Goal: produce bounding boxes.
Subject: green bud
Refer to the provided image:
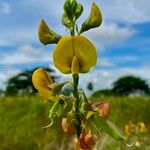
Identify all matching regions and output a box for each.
[72,0,77,13]
[62,12,73,28]
[38,20,62,45]
[75,4,83,20]
[80,3,102,34]
[64,0,72,19]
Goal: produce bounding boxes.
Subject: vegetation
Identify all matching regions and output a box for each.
[112,76,150,95]
[0,95,149,150]
[92,76,150,97]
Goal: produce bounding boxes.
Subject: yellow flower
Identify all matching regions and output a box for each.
[32,68,58,101]
[53,35,97,74]
[80,3,102,33]
[139,122,147,133]
[38,20,62,45]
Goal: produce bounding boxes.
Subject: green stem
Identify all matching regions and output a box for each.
[73,74,82,139]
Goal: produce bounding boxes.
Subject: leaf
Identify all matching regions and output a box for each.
[92,115,126,141]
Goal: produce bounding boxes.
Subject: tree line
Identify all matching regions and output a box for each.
[0,67,149,96]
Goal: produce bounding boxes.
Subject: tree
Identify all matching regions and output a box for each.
[87,82,94,91]
[112,76,150,95]
[92,89,113,97]
[5,67,57,95]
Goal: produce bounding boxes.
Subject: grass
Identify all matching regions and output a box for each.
[0,95,150,150]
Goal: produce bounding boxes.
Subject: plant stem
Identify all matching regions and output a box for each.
[73,74,82,139]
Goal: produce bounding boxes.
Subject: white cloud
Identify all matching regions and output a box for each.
[100,0,150,24]
[76,0,150,25]
[79,65,150,93]
[84,22,136,49]
[0,44,53,65]
[0,67,21,89]
[0,3,11,14]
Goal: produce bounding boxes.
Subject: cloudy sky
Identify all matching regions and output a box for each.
[0,0,150,91]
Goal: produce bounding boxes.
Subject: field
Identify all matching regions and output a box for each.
[0,95,150,150]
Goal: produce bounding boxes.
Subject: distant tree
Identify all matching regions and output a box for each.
[92,89,113,97]
[0,89,4,96]
[5,67,58,95]
[112,76,150,95]
[87,82,94,91]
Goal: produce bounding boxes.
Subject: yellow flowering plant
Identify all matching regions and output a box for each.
[32,0,127,149]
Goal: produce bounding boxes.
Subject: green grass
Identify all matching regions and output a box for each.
[0,95,150,150]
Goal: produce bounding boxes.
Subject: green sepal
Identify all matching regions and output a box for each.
[92,115,126,141]
[64,98,73,113]
[48,82,68,95]
[80,3,102,34]
[80,92,90,113]
[62,12,74,29]
[38,19,62,45]
[86,111,95,120]
[49,101,60,123]
[58,102,65,117]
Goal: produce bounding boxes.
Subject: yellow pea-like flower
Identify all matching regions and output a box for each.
[80,3,102,33]
[53,35,97,74]
[32,68,54,100]
[38,20,62,45]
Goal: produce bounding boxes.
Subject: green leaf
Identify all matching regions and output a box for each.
[38,20,62,45]
[80,3,102,34]
[92,115,126,141]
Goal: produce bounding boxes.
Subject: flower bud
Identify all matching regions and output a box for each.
[38,20,62,45]
[32,68,53,99]
[75,4,83,20]
[72,0,77,13]
[62,118,75,134]
[80,3,102,33]
[91,101,110,118]
[77,129,95,150]
[64,0,72,19]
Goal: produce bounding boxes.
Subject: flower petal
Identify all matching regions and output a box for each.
[32,68,53,98]
[53,35,97,74]
[74,35,97,73]
[53,36,74,74]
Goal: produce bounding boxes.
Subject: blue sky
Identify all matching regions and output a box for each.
[0,0,150,91]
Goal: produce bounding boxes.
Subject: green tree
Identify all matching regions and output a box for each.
[87,82,94,91]
[5,67,57,95]
[112,76,150,95]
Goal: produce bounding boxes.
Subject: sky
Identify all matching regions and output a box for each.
[0,0,150,91]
